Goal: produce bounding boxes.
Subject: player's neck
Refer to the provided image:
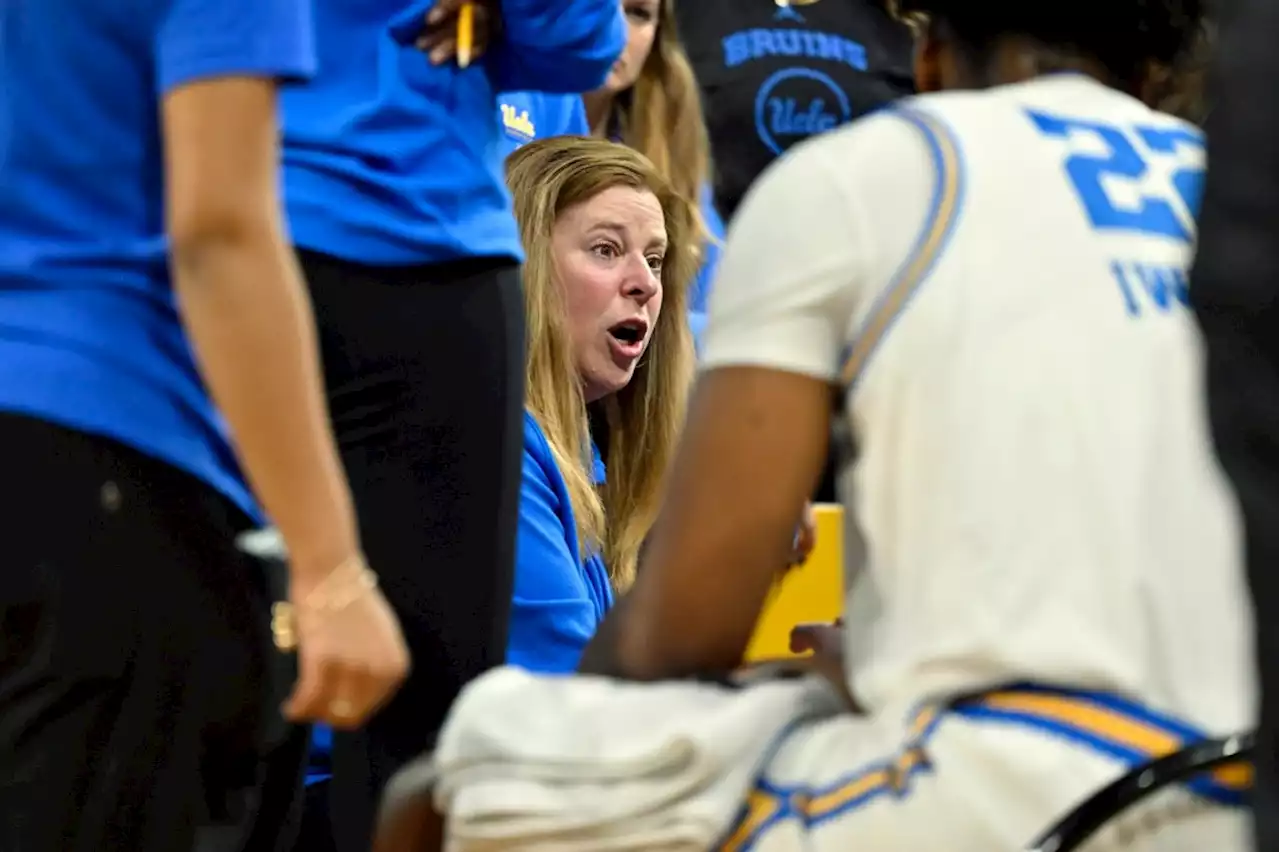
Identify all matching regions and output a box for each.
[976,40,1117,91]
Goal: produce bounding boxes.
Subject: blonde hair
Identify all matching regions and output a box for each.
[506,136,697,590]
[613,0,711,217]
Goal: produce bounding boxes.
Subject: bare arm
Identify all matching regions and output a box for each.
[579,367,832,678]
[162,76,409,726]
[162,76,356,580]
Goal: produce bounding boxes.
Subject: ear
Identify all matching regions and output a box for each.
[913,31,944,93]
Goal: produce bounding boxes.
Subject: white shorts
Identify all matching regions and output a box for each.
[719,686,1251,852]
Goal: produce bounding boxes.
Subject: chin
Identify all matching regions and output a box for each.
[585,370,635,403]
[605,72,634,95]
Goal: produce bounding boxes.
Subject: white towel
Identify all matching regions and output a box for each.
[431,666,844,852]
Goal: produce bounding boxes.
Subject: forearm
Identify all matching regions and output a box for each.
[578,603,848,700]
[577,594,637,678]
[577,591,748,681]
[171,226,358,577]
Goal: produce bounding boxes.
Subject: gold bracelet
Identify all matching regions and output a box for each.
[302,554,378,612]
[307,566,379,613]
[269,554,379,653]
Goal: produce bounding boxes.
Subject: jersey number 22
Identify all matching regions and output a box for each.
[1027,110,1205,244]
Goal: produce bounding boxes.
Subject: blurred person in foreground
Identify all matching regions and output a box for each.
[0,0,407,850]
[1188,0,1279,847]
[378,0,1256,848]
[574,0,1254,847]
[503,137,697,674]
[280,0,624,849]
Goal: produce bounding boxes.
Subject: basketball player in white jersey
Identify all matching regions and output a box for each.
[570,0,1257,848]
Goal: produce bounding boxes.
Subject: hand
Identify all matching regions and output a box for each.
[733,620,856,711]
[787,503,818,568]
[417,0,495,67]
[282,557,411,729]
[789,618,856,709]
[790,618,843,658]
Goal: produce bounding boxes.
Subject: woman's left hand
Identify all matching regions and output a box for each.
[416,0,495,66]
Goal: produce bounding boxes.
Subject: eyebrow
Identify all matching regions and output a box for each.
[589,221,668,250]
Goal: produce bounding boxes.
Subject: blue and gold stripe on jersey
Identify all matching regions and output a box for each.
[952,684,1252,805]
[839,106,967,392]
[718,703,943,851]
[718,684,1251,852]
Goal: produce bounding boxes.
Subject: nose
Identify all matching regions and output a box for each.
[621,252,660,304]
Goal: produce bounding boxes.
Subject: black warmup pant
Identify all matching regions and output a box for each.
[0,414,296,852]
[1189,1,1278,848]
[297,250,525,852]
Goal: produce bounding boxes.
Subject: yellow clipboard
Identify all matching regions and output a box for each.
[744,504,844,661]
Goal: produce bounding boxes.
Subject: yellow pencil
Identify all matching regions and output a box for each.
[457,2,475,69]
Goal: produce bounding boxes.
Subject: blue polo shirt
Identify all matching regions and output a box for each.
[508,411,614,673]
[0,0,315,521]
[281,0,625,265]
[496,92,590,160]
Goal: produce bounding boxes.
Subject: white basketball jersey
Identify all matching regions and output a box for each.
[701,75,1254,733]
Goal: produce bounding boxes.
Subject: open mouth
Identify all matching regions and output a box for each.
[608,319,648,346]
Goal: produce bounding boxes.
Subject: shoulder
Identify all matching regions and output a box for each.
[498,91,587,142]
[750,106,938,200]
[728,107,942,258]
[522,411,558,476]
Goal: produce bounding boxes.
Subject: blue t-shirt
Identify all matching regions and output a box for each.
[688,185,726,353]
[496,92,590,161]
[508,411,614,673]
[0,0,315,521]
[281,0,624,265]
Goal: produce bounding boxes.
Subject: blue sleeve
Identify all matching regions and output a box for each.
[507,433,603,674]
[155,0,316,94]
[491,0,626,94]
[687,184,725,355]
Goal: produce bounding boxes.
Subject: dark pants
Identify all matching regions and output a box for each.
[296,779,340,852]
[0,414,296,852]
[297,249,525,852]
[1189,0,1279,847]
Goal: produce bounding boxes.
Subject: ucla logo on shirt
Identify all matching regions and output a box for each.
[720,25,866,155]
[500,103,537,145]
[754,67,851,154]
